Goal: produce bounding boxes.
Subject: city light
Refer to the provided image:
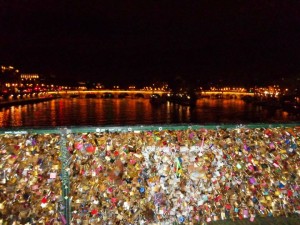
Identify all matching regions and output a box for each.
[209,86,247,92]
[0,64,299,104]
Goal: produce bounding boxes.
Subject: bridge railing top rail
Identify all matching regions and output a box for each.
[0,123,299,134]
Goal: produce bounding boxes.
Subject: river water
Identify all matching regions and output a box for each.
[0,98,299,128]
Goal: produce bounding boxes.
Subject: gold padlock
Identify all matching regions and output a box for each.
[0,201,5,210]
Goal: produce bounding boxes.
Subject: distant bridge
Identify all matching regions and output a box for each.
[47,90,254,99]
[48,90,170,99]
[201,91,254,99]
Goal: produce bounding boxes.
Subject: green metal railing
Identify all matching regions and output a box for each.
[0,123,299,224]
[59,128,71,225]
[1,122,299,135]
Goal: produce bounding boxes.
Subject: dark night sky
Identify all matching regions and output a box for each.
[1,1,300,87]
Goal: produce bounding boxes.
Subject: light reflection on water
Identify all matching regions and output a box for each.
[0,98,299,128]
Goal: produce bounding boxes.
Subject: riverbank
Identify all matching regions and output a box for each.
[0,96,58,108]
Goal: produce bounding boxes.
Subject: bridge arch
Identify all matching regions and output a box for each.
[103,92,114,98]
[118,93,129,98]
[212,94,223,99]
[224,94,231,99]
[134,93,144,98]
[85,93,97,98]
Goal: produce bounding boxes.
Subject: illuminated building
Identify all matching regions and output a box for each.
[20,74,40,81]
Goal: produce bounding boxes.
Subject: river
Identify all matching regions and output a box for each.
[0,98,299,128]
